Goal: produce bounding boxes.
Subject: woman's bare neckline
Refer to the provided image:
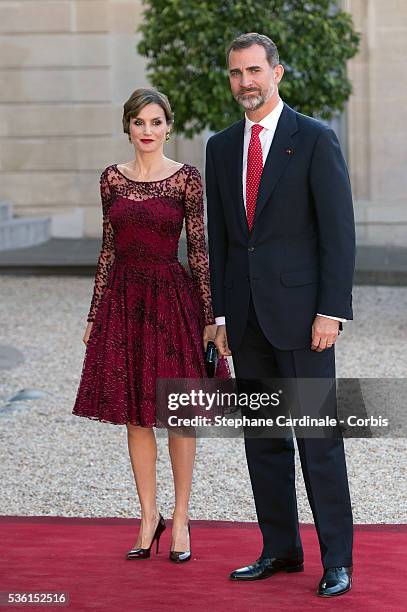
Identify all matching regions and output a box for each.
[115,162,186,184]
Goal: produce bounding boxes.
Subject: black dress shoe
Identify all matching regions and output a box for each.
[126,514,166,560]
[169,523,191,563]
[317,566,352,597]
[230,557,304,581]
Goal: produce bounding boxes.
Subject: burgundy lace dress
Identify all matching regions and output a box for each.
[72,163,230,426]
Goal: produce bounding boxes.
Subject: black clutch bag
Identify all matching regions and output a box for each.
[204,341,218,378]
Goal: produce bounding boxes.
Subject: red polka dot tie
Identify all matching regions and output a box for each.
[246,123,263,231]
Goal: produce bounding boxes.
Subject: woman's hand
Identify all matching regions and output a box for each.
[83,321,93,346]
[203,324,217,351]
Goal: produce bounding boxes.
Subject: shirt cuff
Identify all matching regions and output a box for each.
[216,314,346,325]
[215,316,226,326]
[317,313,347,323]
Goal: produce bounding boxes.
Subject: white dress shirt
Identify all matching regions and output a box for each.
[214,98,346,326]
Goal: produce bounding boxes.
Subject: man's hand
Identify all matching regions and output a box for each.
[214,324,232,357]
[311,315,340,352]
[203,324,217,351]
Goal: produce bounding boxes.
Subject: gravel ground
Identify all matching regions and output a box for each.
[0,277,406,523]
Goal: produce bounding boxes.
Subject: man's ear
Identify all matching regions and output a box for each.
[274,64,284,84]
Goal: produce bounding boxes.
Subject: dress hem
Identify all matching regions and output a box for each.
[72,411,156,428]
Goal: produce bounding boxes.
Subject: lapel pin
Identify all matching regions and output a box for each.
[285,148,293,155]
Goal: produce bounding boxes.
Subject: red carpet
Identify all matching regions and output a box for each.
[0,517,405,611]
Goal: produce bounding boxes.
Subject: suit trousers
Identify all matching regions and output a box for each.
[231,292,353,568]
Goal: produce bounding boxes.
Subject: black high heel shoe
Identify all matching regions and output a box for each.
[169,522,191,563]
[126,514,166,560]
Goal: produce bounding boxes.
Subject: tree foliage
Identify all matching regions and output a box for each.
[138,1,360,137]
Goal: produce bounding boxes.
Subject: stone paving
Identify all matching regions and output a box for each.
[0,277,406,523]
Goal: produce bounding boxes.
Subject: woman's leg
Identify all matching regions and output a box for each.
[127,423,160,548]
[168,431,196,551]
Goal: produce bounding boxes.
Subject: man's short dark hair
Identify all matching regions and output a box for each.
[226,33,280,68]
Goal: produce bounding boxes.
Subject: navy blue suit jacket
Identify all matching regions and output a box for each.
[205,103,356,351]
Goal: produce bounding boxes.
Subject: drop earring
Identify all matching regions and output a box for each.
[166,132,171,142]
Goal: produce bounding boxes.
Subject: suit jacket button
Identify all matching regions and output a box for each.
[248,246,255,252]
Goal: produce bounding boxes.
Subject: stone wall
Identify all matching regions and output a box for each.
[1,1,405,243]
[346,0,407,245]
[0,0,202,237]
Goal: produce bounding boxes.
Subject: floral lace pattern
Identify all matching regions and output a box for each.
[87,164,214,325]
[73,163,230,426]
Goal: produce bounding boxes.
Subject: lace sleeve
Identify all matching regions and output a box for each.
[87,168,115,322]
[183,166,215,326]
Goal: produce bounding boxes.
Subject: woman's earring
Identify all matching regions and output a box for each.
[166,132,171,142]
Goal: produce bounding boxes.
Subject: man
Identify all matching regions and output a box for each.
[205,33,355,597]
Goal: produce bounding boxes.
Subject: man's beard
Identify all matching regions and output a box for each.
[235,83,275,111]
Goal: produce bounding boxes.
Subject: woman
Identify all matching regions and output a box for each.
[72,88,230,563]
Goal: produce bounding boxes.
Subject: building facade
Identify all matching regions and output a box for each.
[0,0,406,244]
